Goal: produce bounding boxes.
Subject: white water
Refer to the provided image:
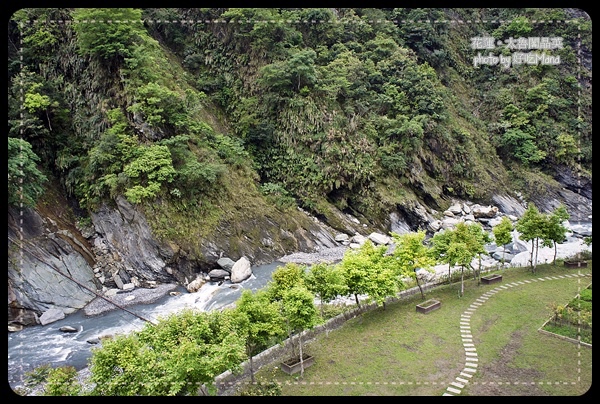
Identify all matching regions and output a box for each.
[7,261,284,391]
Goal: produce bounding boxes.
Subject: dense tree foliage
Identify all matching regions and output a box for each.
[8,137,48,207]
[492,216,514,265]
[8,8,591,232]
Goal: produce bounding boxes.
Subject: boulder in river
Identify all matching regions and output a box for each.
[230,257,252,283]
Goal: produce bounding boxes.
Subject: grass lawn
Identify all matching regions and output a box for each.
[240,261,592,396]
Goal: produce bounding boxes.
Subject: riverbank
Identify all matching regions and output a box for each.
[83,283,179,316]
[278,245,349,265]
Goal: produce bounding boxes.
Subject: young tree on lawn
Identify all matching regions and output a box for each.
[363,256,399,310]
[280,285,321,377]
[304,262,348,316]
[232,289,287,383]
[542,204,570,265]
[389,230,435,299]
[266,262,306,301]
[338,240,388,308]
[516,203,546,272]
[467,222,493,283]
[492,216,514,266]
[430,228,454,284]
[431,223,488,297]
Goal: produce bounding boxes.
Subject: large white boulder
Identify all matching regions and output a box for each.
[230,257,252,283]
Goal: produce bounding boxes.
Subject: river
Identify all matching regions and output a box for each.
[8,221,592,392]
[7,261,285,391]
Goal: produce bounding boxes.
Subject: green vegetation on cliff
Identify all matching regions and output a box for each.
[8,8,592,248]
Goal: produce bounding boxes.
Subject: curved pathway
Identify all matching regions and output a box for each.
[442,272,590,396]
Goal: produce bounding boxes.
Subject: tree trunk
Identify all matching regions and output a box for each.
[460,266,464,297]
[553,243,557,265]
[530,240,535,272]
[534,238,539,273]
[354,293,360,308]
[299,337,304,377]
[415,269,425,299]
[248,346,255,383]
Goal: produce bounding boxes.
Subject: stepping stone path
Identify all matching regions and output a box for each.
[442,272,590,396]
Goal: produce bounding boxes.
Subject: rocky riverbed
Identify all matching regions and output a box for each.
[82,283,180,316]
[278,245,349,265]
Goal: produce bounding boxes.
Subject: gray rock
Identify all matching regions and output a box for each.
[492,251,515,262]
[335,234,350,242]
[39,308,65,326]
[472,205,499,219]
[350,234,367,245]
[187,275,206,293]
[59,326,79,333]
[208,269,230,280]
[8,207,97,325]
[113,273,124,289]
[368,232,391,245]
[217,257,236,272]
[231,257,252,283]
[448,203,463,215]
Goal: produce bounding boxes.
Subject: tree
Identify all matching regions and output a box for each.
[304,262,348,316]
[8,137,48,207]
[280,285,321,377]
[430,223,488,297]
[338,241,389,308]
[232,290,287,383]
[89,309,246,396]
[515,203,546,272]
[266,262,306,301]
[542,205,570,265]
[492,216,514,266]
[430,229,453,284]
[363,258,399,310]
[72,8,145,63]
[122,144,176,204]
[389,231,435,299]
[265,263,321,376]
[42,366,81,396]
[465,222,492,284]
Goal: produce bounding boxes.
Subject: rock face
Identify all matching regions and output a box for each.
[91,195,177,286]
[8,191,344,324]
[8,206,98,326]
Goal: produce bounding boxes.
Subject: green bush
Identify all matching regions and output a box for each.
[42,366,81,396]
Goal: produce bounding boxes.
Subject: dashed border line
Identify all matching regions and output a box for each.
[30,19,588,25]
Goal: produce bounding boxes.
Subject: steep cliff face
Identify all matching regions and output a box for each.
[8,187,357,326]
[8,203,97,326]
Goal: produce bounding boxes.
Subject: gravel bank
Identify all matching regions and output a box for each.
[83,283,179,316]
[277,245,349,265]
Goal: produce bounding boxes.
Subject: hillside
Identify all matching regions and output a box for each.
[7,8,592,325]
